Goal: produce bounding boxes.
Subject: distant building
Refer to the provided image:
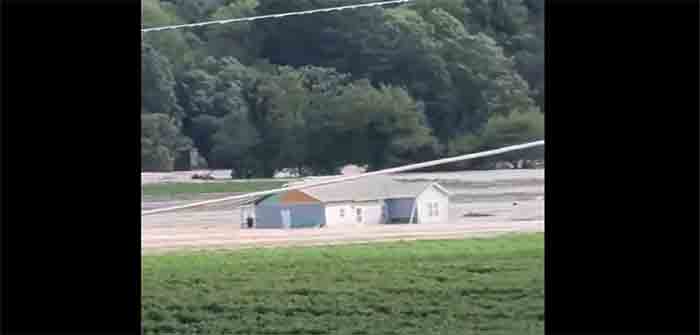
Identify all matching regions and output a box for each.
[273,168,303,178]
[239,176,450,229]
[340,164,367,175]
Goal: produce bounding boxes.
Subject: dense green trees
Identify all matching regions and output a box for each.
[141,0,544,175]
[142,113,192,171]
[445,110,544,169]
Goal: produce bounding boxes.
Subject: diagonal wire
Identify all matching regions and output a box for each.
[141,140,544,216]
[142,0,415,33]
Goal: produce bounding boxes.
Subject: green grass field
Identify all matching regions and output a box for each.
[142,233,544,335]
[141,181,287,197]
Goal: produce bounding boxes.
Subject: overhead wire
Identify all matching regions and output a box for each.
[139,0,545,218]
[141,140,544,216]
[142,0,415,33]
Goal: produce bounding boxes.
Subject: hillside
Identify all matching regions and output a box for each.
[142,0,545,175]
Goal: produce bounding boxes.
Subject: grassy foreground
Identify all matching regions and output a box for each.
[142,234,544,335]
[141,181,286,197]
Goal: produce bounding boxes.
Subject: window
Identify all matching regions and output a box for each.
[427,202,439,217]
[339,208,345,218]
[356,207,363,223]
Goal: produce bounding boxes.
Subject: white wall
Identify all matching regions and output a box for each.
[416,186,449,224]
[324,203,352,227]
[324,201,386,226]
[356,201,385,225]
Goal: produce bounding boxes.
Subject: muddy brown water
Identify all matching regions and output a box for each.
[141,169,545,252]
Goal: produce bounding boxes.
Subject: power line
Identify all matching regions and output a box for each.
[141,0,415,33]
[141,140,544,216]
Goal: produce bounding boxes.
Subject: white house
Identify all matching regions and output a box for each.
[240,175,450,229]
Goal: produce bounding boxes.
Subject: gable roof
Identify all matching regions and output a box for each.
[280,190,321,203]
[292,175,446,203]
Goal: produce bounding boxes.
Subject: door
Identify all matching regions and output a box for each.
[280,209,292,228]
[381,202,389,224]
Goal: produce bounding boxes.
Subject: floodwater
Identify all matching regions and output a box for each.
[142,169,544,252]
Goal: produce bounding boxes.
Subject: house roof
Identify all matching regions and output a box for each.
[293,175,447,203]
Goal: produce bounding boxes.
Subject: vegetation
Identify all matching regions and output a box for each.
[142,0,545,174]
[142,233,544,334]
[141,180,286,196]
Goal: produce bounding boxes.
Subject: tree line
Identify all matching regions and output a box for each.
[142,0,544,176]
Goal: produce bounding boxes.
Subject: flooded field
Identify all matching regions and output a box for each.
[142,169,544,252]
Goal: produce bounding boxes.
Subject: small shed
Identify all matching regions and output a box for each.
[241,176,450,229]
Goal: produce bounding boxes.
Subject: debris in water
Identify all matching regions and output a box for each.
[463,212,493,217]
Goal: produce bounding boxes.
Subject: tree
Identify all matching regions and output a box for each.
[479,109,544,151]
[429,8,537,136]
[238,65,313,176]
[328,80,439,170]
[140,0,544,173]
[169,0,226,23]
[209,111,261,178]
[142,43,183,119]
[203,0,261,63]
[447,110,543,169]
[142,113,192,171]
[142,0,197,70]
[175,56,254,163]
[187,114,222,158]
[511,32,545,109]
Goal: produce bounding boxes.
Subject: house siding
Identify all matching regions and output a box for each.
[251,183,449,228]
[416,186,449,224]
[255,203,326,229]
[324,203,354,227]
[351,201,385,225]
[325,201,386,226]
[289,204,326,228]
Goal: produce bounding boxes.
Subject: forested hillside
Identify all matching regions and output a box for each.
[142,0,544,175]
